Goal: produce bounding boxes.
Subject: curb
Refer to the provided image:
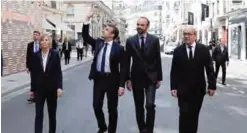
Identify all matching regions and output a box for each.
[1,58,93,98]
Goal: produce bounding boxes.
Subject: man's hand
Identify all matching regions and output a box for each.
[57,88,63,97]
[156,81,161,89]
[118,87,125,96]
[86,7,95,20]
[126,80,132,91]
[171,89,177,98]
[208,89,216,96]
[29,91,34,97]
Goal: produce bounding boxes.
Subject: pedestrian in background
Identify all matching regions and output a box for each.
[31,34,63,133]
[1,50,3,76]
[26,31,41,103]
[170,26,216,133]
[213,39,229,85]
[62,37,72,65]
[57,38,63,59]
[76,39,84,61]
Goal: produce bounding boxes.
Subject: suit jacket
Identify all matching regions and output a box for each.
[62,42,72,52]
[212,45,229,64]
[82,24,126,88]
[26,41,40,70]
[170,43,216,97]
[125,34,163,84]
[31,49,63,92]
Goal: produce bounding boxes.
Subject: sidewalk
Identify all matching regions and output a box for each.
[1,54,93,97]
[227,58,247,78]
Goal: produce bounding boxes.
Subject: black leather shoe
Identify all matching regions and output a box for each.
[97,128,107,133]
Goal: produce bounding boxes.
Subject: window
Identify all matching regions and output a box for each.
[232,0,242,4]
[67,5,74,17]
[51,1,56,9]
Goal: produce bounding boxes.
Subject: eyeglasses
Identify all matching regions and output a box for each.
[183,33,195,36]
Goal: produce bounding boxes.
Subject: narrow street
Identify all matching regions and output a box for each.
[2,57,247,133]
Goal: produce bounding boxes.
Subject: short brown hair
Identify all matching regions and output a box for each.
[139,17,150,26]
[33,31,40,35]
[107,24,119,40]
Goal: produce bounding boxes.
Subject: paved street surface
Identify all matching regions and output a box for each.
[2,57,247,133]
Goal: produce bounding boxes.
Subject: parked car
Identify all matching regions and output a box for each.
[164,42,177,54]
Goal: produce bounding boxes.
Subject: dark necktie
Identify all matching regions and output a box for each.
[101,43,108,73]
[140,36,145,55]
[189,45,193,60]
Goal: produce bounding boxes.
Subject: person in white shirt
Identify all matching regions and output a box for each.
[76,39,84,60]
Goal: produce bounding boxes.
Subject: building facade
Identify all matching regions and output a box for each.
[63,1,115,40]
[1,0,42,76]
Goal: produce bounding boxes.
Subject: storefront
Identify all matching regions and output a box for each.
[227,8,247,60]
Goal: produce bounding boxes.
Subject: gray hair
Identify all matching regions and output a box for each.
[183,25,197,35]
[40,34,52,46]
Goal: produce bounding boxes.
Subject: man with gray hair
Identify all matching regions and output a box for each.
[170,26,216,133]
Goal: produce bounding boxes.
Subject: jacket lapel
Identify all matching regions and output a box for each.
[38,51,44,71]
[110,42,117,61]
[134,35,141,51]
[194,43,199,60]
[95,41,104,57]
[44,50,52,73]
[144,33,152,54]
[182,44,189,61]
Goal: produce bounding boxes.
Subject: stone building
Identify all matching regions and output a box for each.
[1,0,42,76]
[63,0,115,40]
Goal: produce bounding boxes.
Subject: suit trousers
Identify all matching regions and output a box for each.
[215,62,226,83]
[64,50,70,64]
[77,48,83,60]
[132,83,157,133]
[178,95,204,133]
[35,90,57,133]
[93,74,118,133]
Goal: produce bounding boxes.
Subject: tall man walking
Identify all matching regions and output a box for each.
[125,17,163,133]
[82,10,126,133]
[170,26,216,133]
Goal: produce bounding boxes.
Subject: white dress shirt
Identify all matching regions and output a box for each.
[76,41,83,49]
[186,42,196,59]
[42,51,49,72]
[220,45,224,52]
[96,41,113,73]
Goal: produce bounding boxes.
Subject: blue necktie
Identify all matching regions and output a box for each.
[101,43,108,73]
[35,43,39,52]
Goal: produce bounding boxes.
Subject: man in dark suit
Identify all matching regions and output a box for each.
[170,26,216,133]
[32,35,63,133]
[125,17,163,133]
[212,39,229,85]
[62,37,72,65]
[26,31,41,103]
[82,11,126,133]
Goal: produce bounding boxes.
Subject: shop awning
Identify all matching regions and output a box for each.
[46,16,74,32]
[43,19,56,30]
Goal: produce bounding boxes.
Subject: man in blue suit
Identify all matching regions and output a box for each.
[82,11,126,133]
